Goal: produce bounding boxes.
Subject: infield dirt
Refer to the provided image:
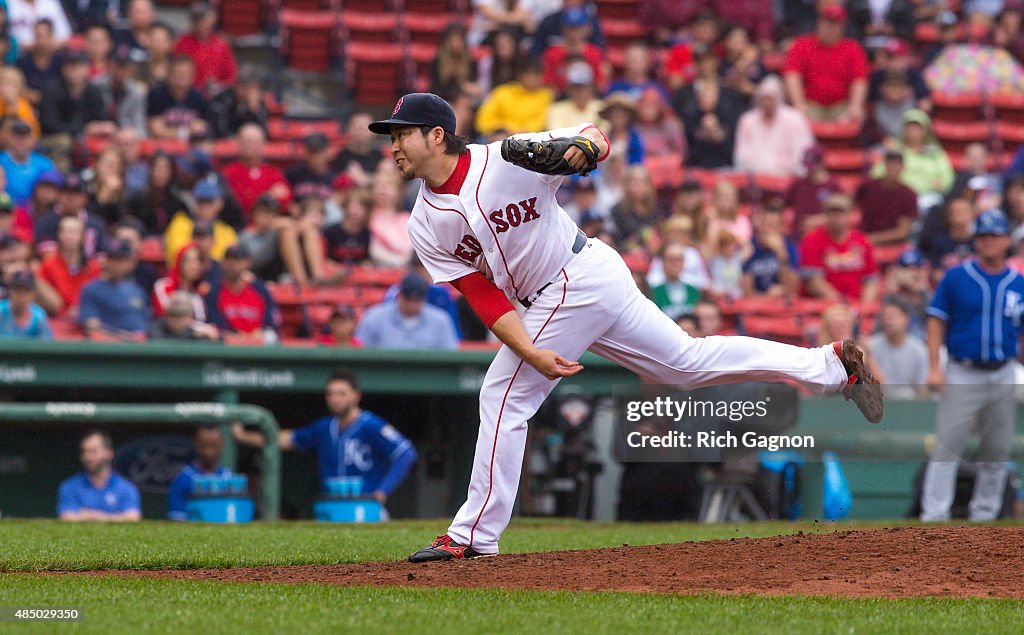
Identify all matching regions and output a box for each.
[76,526,1024,599]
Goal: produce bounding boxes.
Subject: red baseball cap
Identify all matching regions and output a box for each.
[820,4,847,22]
[883,38,909,56]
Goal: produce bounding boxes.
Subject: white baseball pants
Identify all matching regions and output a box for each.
[447,239,849,553]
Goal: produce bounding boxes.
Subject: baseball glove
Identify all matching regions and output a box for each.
[500,135,600,176]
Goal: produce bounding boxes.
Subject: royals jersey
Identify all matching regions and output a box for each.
[407,125,600,302]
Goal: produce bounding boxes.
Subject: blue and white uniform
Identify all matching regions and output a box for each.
[57,471,140,517]
[167,463,233,521]
[291,410,417,497]
[921,210,1024,521]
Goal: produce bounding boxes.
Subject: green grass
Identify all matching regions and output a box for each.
[1,575,1021,635]
[0,520,1019,634]
[0,518,911,572]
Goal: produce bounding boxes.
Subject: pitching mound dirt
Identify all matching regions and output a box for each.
[80,527,1024,599]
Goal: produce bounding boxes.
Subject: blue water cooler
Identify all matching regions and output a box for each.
[313,477,383,523]
[186,475,255,523]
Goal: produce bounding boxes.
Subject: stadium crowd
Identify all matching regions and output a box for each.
[0,0,1021,391]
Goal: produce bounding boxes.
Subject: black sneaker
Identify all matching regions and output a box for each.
[834,339,884,424]
[408,534,486,563]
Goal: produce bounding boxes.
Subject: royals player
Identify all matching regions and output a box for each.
[369,93,883,563]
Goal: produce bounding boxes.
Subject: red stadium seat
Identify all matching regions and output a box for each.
[873,243,910,268]
[346,267,406,287]
[405,0,467,12]
[216,0,265,37]
[594,0,641,20]
[810,119,862,150]
[996,121,1024,158]
[341,11,402,44]
[932,119,991,154]
[751,173,794,199]
[991,92,1024,124]
[601,18,646,50]
[741,314,808,346]
[280,10,342,73]
[404,13,464,47]
[644,153,684,190]
[346,41,408,106]
[138,238,165,265]
[931,92,985,123]
[340,0,392,10]
[913,22,940,45]
[267,118,344,144]
[408,42,438,92]
[823,149,868,176]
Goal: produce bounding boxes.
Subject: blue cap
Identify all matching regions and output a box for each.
[398,273,429,299]
[105,237,135,259]
[897,248,925,267]
[177,149,213,177]
[562,6,589,27]
[369,93,457,135]
[193,178,221,200]
[36,169,64,188]
[975,209,1010,236]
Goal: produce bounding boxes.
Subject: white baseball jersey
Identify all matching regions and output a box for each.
[408,125,590,302]
[405,125,851,554]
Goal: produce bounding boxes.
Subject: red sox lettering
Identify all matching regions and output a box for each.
[488,197,540,233]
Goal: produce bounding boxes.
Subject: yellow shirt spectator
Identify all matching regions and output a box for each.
[475,63,554,136]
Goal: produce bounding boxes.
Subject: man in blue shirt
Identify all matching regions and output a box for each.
[57,429,141,521]
[0,118,55,205]
[78,238,149,338]
[233,368,417,506]
[0,268,51,339]
[356,273,458,350]
[742,202,799,296]
[167,426,233,521]
[921,209,1024,521]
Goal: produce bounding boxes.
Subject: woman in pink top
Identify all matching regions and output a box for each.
[702,179,752,256]
[368,173,412,267]
[634,87,686,161]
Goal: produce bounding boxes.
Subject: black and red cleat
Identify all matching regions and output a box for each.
[408,535,486,563]
[834,339,884,424]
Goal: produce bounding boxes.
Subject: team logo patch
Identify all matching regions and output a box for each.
[392,97,404,116]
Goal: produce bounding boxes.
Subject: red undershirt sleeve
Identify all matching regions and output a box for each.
[450,272,515,329]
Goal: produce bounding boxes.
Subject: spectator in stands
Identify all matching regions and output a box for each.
[113,216,157,298]
[239,194,299,286]
[873,109,954,197]
[868,38,931,113]
[384,256,462,339]
[147,54,208,140]
[882,248,932,340]
[0,268,50,338]
[7,0,71,49]
[606,41,666,102]
[127,152,186,236]
[742,200,799,297]
[0,67,39,139]
[475,58,553,136]
[733,74,814,178]
[333,112,383,187]
[40,49,110,169]
[26,168,60,223]
[869,299,928,399]
[139,21,174,87]
[634,87,685,162]
[368,173,412,267]
[1,118,53,205]
[117,127,148,198]
[84,23,113,81]
[469,0,541,46]
[319,303,361,347]
[153,242,208,320]
[782,4,869,123]
[869,70,917,143]
[175,3,236,96]
[600,91,644,165]
[233,367,417,504]
[149,289,219,341]
[206,244,279,345]
[800,192,879,302]
[674,44,744,169]
[165,178,238,266]
[542,6,608,94]
[117,0,156,58]
[847,0,917,41]
[206,64,266,139]
[657,213,710,289]
[547,61,604,130]
[0,12,19,65]
[1002,174,1024,229]
[324,188,371,265]
[702,179,751,250]
[57,430,141,521]
[286,133,335,203]
[785,144,842,238]
[663,11,722,90]
[611,165,661,251]
[78,238,149,338]
[223,123,290,219]
[562,177,601,225]
[35,172,106,258]
[356,273,458,350]
[856,149,918,245]
[922,10,961,67]
[531,0,604,58]
[94,45,147,136]
[16,18,60,105]
[816,303,857,346]
[994,1,1024,62]
[705,230,745,301]
[430,21,480,105]
[288,195,326,285]
[0,192,32,245]
[89,146,127,227]
[719,25,766,99]
[477,26,521,96]
[951,143,1000,199]
[651,242,700,321]
[638,1,704,45]
[693,298,724,336]
[668,177,706,240]
[166,426,231,520]
[922,193,976,272]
